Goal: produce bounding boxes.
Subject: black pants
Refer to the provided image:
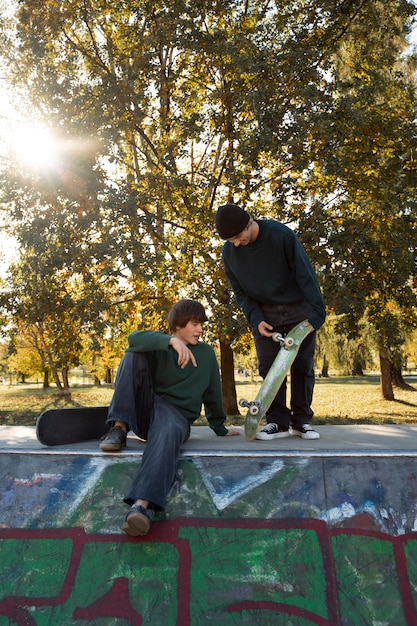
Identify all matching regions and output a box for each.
[254,302,316,428]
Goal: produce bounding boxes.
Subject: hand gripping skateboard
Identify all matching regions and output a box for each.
[240,319,314,441]
[36,406,110,446]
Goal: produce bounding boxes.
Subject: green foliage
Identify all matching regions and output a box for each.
[0,0,415,400]
[7,340,43,382]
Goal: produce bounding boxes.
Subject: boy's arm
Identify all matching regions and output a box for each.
[127,331,197,367]
[223,253,264,331]
[127,330,171,352]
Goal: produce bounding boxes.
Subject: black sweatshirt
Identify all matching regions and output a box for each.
[222,220,326,331]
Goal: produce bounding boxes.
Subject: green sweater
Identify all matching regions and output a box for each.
[222,220,326,331]
[126,330,228,436]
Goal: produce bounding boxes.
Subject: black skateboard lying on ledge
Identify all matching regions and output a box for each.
[36,406,110,446]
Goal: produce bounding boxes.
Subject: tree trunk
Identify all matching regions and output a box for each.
[321,354,329,377]
[61,367,71,396]
[379,350,395,400]
[390,351,414,390]
[219,339,239,415]
[43,369,50,389]
[50,362,64,392]
[351,357,364,376]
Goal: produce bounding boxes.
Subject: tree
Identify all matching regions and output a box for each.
[315,315,376,376]
[283,0,417,399]
[6,335,43,383]
[0,0,416,408]
[0,0,334,408]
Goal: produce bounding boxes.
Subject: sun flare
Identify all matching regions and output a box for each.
[10,124,60,170]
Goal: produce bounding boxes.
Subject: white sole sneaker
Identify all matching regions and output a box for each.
[291,426,320,440]
[255,428,290,440]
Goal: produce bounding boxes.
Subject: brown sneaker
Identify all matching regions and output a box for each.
[121,505,151,536]
[99,425,127,451]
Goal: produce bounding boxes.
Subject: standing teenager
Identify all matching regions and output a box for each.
[216,203,325,441]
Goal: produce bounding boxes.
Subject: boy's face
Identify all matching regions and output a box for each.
[227,220,255,247]
[173,320,203,345]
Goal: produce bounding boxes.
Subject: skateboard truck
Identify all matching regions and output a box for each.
[239,398,263,416]
[272,332,295,349]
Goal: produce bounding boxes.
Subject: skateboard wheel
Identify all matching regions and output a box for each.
[284,337,294,348]
[249,405,260,416]
[239,398,249,407]
[272,332,284,343]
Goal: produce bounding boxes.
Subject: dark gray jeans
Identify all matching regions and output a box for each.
[254,301,316,428]
[107,352,190,510]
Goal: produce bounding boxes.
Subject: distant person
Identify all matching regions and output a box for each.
[99,299,240,536]
[216,203,325,441]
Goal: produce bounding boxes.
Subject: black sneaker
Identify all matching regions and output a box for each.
[121,505,151,536]
[255,423,290,440]
[291,424,320,440]
[99,425,127,451]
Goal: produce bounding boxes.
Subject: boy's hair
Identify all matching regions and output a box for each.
[168,299,208,333]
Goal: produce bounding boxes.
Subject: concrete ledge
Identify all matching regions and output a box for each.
[2,424,417,457]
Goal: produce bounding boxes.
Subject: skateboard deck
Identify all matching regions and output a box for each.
[241,319,314,441]
[36,406,110,446]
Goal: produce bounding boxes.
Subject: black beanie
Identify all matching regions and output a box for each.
[215,204,250,239]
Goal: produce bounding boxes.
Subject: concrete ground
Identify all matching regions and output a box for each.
[2,423,417,457]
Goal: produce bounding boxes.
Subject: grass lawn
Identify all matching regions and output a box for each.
[230,374,417,427]
[0,374,416,427]
[309,375,417,424]
[0,385,115,426]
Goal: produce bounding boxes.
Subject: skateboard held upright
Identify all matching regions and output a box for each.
[36,406,110,446]
[240,319,314,441]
